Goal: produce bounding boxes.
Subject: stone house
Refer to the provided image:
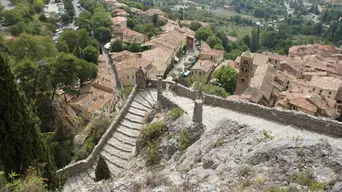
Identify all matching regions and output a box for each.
[111,16,127,30]
[200,47,224,63]
[191,59,216,76]
[141,47,173,69]
[116,57,155,86]
[117,28,148,44]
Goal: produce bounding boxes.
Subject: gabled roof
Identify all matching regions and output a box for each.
[116,57,152,72]
[310,76,342,91]
[191,59,215,72]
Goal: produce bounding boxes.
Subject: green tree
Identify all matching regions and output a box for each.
[50,53,78,100]
[111,39,124,52]
[83,45,99,64]
[152,13,158,26]
[189,21,202,31]
[195,26,213,41]
[0,52,59,189]
[251,27,260,51]
[127,43,142,52]
[11,34,57,62]
[206,35,221,48]
[143,23,156,38]
[212,66,238,94]
[59,29,80,53]
[213,44,224,50]
[95,156,110,181]
[12,59,39,97]
[55,41,69,53]
[203,85,228,98]
[76,59,97,86]
[94,26,111,43]
[73,46,84,59]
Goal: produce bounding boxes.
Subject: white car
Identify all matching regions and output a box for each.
[104,42,111,50]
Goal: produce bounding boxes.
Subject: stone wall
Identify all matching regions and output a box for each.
[57,85,138,177]
[151,79,342,137]
[159,94,183,111]
[203,94,342,137]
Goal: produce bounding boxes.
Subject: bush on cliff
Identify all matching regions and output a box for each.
[140,122,167,146]
[167,107,184,120]
[95,156,111,181]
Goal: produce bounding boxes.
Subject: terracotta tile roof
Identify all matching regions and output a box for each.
[214,60,236,72]
[191,59,216,72]
[147,31,186,51]
[252,53,269,66]
[113,8,128,16]
[264,52,288,62]
[120,28,147,42]
[116,57,152,72]
[144,8,166,16]
[141,47,173,64]
[130,7,143,13]
[310,76,342,91]
[110,50,139,62]
[70,84,113,114]
[201,47,224,57]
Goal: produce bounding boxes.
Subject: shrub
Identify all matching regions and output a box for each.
[0,172,6,191]
[6,167,48,192]
[178,130,190,151]
[121,86,134,99]
[290,170,327,191]
[262,130,274,139]
[167,107,184,120]
[146,141,160,166]
[89,115,111,143]
[95,156,111,181]
[73,138,95,161]
[140,122,166,145]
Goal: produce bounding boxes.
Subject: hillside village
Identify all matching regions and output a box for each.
[65,0,342,122]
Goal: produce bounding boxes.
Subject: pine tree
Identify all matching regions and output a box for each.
[0,52,59,189]
[95,156,111,181]
[73,46,84,59]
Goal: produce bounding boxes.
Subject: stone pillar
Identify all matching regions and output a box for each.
[198,83,203,100]
[193,99,203,123]
[157,77,163,95]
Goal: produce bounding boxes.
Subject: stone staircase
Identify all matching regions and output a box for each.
[62,89,157,192]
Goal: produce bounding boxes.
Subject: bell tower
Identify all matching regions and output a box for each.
[235,50,254,95]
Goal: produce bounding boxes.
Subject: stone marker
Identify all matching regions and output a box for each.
[198,83,203,100]
[193,99,203,123]
[157,77,163,95]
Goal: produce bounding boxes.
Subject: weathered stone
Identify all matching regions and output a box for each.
[192,100,203,123]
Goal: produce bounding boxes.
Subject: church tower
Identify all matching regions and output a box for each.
[235,50,254,95]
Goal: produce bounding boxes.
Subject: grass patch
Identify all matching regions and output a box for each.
[178,130,191,151]
[268,186,289,192]
[290,170,327,191]
[256,174,265,185]
[140,122,166,145]
[211,9,259,22]
[146,141,160,166]
[167,107,184,120]
[262,130,274,140]
[121,86,134,99]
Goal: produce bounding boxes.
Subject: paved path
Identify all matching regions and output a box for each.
[63,89,157,192]
[162,92,342,150]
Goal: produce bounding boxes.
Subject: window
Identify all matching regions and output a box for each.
[127,76,130,79]
[132,75,135,79]
[275,60,278,64]
[313,88,316,91]
[328,96,330,98]
[243,60,248,64]
[329,91,331,95]
[319,90,323,93]
[245,68,248,72]
[285,85,289,89]
[287,81,290,84]
[241,78,245,82]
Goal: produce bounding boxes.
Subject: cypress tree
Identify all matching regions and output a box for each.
[95,156,111,181]
[0,52,59,189]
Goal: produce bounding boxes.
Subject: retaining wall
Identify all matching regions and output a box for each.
[57,85,138,177]
[151,79,342,137]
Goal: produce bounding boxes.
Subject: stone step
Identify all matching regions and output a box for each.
[87,166,95,180]
[103,143,132,160]
[115,127,139,139]
[101,151,127,169]
[68,176,78,191]
[79,171,94,185]
[117,125,140,138]
[131,101,150,112]
[122,118,143,128]
[147,88,157,102]
[125,112,144,123]
[120,122,141,132]
[135,93,153,107]
[133,97,152,109]
[138,91,154,107]
[140,90,156,103]
[63,180,72,192]
[75,174,85,188]
[127,109,146,118]
[112,132,136,147]
[105,137,133,154]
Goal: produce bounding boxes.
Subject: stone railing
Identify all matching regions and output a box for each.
[57,85,138,177]
[151,79,342,137]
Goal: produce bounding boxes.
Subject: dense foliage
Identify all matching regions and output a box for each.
[95,156,111,181]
